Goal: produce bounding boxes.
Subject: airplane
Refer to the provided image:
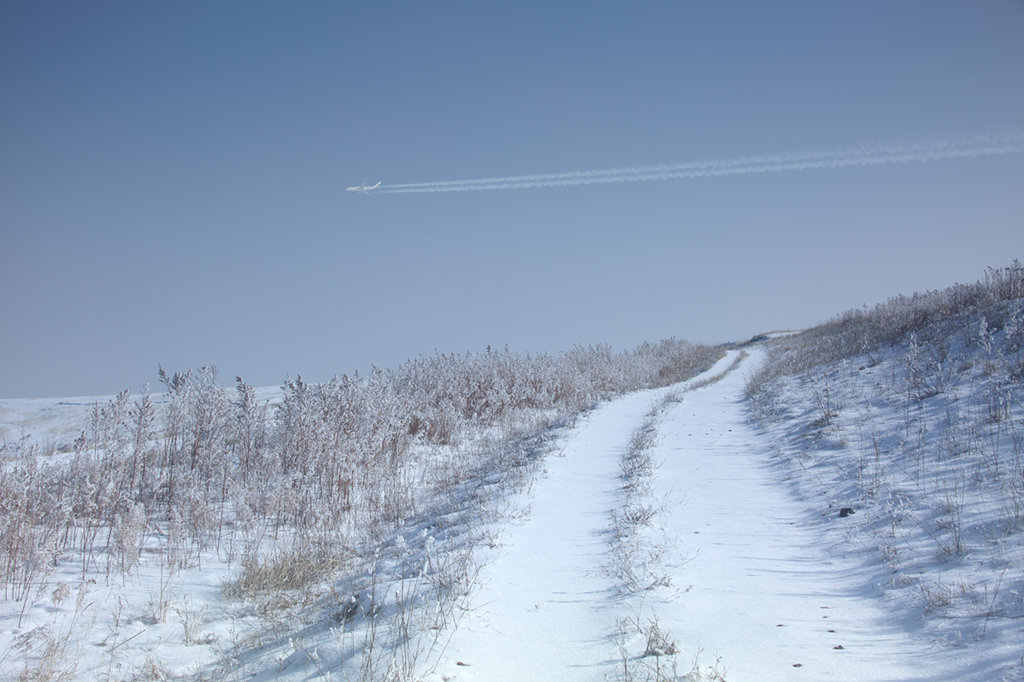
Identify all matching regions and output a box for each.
[346,179,382,195]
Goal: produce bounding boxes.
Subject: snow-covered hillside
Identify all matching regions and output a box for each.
[744,266,1024,680]
[2,264,1023,680]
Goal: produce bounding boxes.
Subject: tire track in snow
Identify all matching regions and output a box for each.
[421,384,686,681]
[650,348,954,681]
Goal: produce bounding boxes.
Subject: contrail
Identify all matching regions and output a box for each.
[378,131,1024,194]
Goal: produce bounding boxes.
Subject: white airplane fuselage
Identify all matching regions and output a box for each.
[346,181,382,194]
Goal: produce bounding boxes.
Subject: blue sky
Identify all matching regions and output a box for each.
[2,2,1023,398]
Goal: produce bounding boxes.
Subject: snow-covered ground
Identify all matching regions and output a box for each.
[746,304,1024,681]
[643,349,965,680]
[3,335,1021,679]
[421,349,977,681]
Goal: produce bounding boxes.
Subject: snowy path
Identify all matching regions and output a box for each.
[425,350,953,681]
[426,384,675,680]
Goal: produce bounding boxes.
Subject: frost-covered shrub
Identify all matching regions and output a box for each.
[1,336,721,612]
[750,261,1024,394]
[107,500,147,577]
[0,457,66,611]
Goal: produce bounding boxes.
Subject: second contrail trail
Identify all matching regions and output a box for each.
[377,130,1024,194]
